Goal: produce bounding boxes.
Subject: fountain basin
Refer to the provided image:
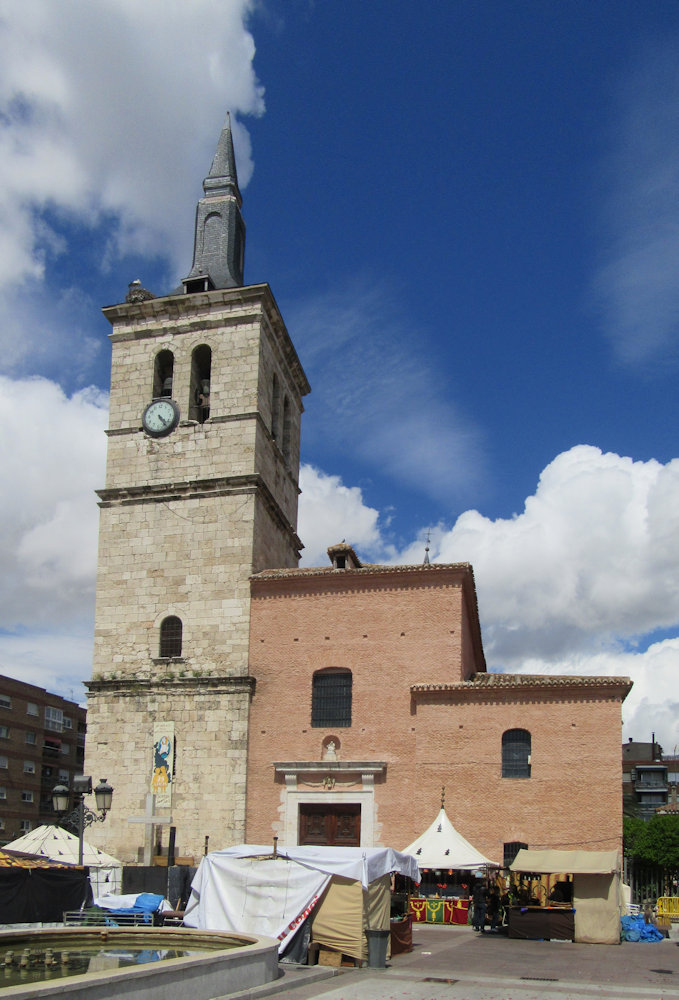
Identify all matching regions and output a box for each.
[0,926,279,1000]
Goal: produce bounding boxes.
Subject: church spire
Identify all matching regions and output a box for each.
[183,112,246,293]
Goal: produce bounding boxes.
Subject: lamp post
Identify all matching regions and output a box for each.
[51,776,114,867]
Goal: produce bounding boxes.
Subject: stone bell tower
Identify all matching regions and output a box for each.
[84,115,310,863]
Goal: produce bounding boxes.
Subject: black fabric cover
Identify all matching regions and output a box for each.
[0,867,91,923]
[507,906,574,941]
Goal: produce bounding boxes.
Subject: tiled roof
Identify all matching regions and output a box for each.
[411,672,633,693]
[252,561,473,581]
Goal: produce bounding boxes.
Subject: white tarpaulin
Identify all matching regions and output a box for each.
[402,808,498,869]
[4,824,122,896]
[183,845,420,954]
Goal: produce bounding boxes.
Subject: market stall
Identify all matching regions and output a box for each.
[402,800,498,926]
[509,848,622,945]
[184,843,420,964]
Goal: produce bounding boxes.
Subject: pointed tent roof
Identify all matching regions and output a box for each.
[4,825,121,869]
[402,808,498,869]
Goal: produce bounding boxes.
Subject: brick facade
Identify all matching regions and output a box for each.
[246,561,630,861]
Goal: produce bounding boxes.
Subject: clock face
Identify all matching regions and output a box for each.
[142,399,180,438]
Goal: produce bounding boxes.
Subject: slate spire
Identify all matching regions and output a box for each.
[183,112,245,292]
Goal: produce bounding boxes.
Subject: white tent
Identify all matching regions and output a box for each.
[4,825,122,897]
[184,844,420,959]
[402,808,498,869]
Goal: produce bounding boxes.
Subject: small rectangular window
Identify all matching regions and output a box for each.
[0,696,11,710]
[0,787,6,800]
[19,820,31,832]
[0,756,7,769]
[0,820,5,831]
[21,790,34,803]
[60,743,70,755]
[0,726,8,739]
[26,702,38,716]
[63,716,72,729]
[58,768,69,781]
[23,761,35,774]
[25,732,36,745]
[45,707,63,731]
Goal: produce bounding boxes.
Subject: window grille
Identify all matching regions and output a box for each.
[502,728,531,779]
[312,670,352,728]
[159,616,183,658]
[504,841,528,868]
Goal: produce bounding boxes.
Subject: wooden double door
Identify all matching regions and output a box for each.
[298,804,361,846]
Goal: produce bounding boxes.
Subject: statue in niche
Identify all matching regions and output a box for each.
[323,740,338,761]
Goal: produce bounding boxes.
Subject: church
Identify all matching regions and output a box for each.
[84,117,631,866]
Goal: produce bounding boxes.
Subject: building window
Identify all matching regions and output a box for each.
[63,716,72,730]
[21,790,34,803]
[502,729,532,779]
[311,669,352,728]
[45,707,63,732]
[26,702,38,716]
[504,841,528,868]
[0,787,6,801]
[0,756,7,769]
[58,769,69,782]
[159,616,183,658]
[282,396,291,465]
[0,696,11,710]
[60,743,70,756]
[25,731,36,745]
[189,344,211,422]
[23,761,35,774]
[0,726,8,739]
[0,820,5,831]
[271,373,280,441]
[153,349,174,399]
[19,820,31,832]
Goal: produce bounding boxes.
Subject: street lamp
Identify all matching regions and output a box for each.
[52,776,114,867]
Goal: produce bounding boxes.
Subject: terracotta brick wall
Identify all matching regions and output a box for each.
[246,567,625,861]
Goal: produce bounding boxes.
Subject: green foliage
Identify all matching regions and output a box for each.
[623,815,679,868]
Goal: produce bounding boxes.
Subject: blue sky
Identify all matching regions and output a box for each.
[0,0,678,750]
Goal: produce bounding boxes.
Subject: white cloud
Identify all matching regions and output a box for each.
[594,42,679,363]
[0,375,107,630]
[292,282,485,505]
[0,0,263,293]
[298,464,383,567]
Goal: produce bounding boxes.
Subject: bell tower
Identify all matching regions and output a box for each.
[84,116,310,863]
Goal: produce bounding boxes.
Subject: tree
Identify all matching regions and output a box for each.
[624,815,679,869]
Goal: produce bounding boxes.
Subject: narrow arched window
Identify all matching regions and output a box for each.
[312,669,352,728]
[282,396,291,465]
[153,350,174,399]
[189,345,212,422]
[271,373,280,441]
[502,729,531,779]
[159,616,182,658]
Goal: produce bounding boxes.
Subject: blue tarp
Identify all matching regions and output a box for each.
[620,914,664,942]
[106,892,164,925]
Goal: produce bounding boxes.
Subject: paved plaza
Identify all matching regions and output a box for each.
[237,922,679,1000]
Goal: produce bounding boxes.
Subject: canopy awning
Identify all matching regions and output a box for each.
[510,849,620,875]
[402,808,498,869]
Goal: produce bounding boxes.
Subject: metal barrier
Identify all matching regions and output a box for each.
[656,897,679,921]
[63,909,150,926]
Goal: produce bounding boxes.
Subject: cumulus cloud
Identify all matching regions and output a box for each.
[298,464,383,567]
[291,282,485,506]
[0,375,107,630]
[594,42,679,363]
[0,0,263,294]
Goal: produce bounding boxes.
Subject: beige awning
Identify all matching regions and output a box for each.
[510,849,619,875]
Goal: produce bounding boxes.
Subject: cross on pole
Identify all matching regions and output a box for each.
[128,793,173,865]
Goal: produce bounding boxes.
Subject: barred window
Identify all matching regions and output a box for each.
[159,616,183,658]
[312,669,352,728]
[502,729,531,779]
[503,841,528,868]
